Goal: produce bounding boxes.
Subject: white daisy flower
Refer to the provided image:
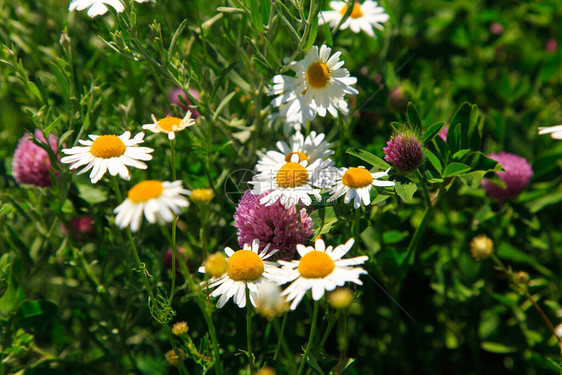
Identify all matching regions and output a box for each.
[256,131,334,172]
[538,125,562,140]
[279,238,368,310]
[268,45,358,124]
[69,0,151,18]
[327,166,395,209]
[199,239,281,308]
[113,180,190,232]
[319,1,390,37]
[249,154,333,209]
[61,131,153,184]
[142,112,195,140]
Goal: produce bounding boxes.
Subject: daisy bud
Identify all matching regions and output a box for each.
[165,349,186,367]
[256,367,276,375]
[515,271,529,285]
[12,130,59,187]
[383,128,424,172]
[470,235,494,261]
[481,152,533,202]
[190,188,215,203]
[328,288,354,310]
[203,253,228,278]
[171,321,189,336]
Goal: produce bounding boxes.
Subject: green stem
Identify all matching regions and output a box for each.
[319,311,340,349]
[168,216,179,303]
[246,287,255,375]
[200,204,208,260]
[354,207,361,244]
[403,170,433,267]
[491,254,562,347]
[170,138,177,181]
[274,312,288,361]
[297,300,319,375]
[416,170,432,208]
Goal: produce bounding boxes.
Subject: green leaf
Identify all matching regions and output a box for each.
[305,18,319,50]
[322,20,333,46]
[310,207,338,237]
[447,102,476,153]
[394,182,417,202]
[423,121,445,143]
[26,81,42,102]
[77,183,108,205]
[481,342,518,354]
[346,148,391,170]
[382,230,409,244]
[425,149,443,174]
[17,300,59,332]
[452,149,471,161]
[249,0,265,32]
[497,243,552,276]
[407,102,422,129]
[305,352,325,375]
[442,163,471,177]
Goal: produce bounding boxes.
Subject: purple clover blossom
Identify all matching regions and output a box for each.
[481,152,533,201]
[383,130,424,172]
[12,129,59,187]
[234,190,314,260]
[168,88,201,119]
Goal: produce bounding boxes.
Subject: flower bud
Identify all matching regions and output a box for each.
[172,321,189,336]
[383,127,424,172]
[470,235,494,261]
[191,188,215,203]
[515,271,529,285]
[256,367,276,375]
[165,349,186,367]
[204,253,228,278]
[328,288,354,310]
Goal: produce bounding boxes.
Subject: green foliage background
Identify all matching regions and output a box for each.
[0,0,561,374]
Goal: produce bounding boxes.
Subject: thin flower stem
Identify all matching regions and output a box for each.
[199,204,208,260]
[354,207,361,243]
[168,216,179,303]
[112,177,189,375]
[246,287,255,375]
[297,300,320,375]
[403,170,433,267]
[320,310,341,348]
[491,254,562,347]
[170,138,177,181]
[274,312,289,361]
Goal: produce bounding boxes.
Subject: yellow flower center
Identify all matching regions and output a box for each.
[305,62,331,89]
[342,168,373,188]
[89,135,126,158]
[284,151,309,163]
[276,162,309,188]
[157,116,183,132]
[205,253,228,277]
[298,251,335,278]
[128,180,164,203]
[339,3,364,18]
[227,250,265,281]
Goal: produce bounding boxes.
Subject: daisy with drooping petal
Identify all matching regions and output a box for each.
[319,1,390,37]
[538,125,562,140]
[268,45,358,124]
[61,131,153,184]
[250,154,333,209]
[113,180,190,232]
[256,131,334,172]
[69,0,151,18]
[199,239,280,308]
[327,166,395,209]
[279,238,368,310]
[142,112,196,140]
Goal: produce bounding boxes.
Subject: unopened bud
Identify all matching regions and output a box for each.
[470,235,494,261]
[328,288,354,310]
[191,188,215,203]
[165,349,186,367]
[256,367,276,375]
[172,321,189,336]
[515,271,529,285]
[204,253,228,278]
